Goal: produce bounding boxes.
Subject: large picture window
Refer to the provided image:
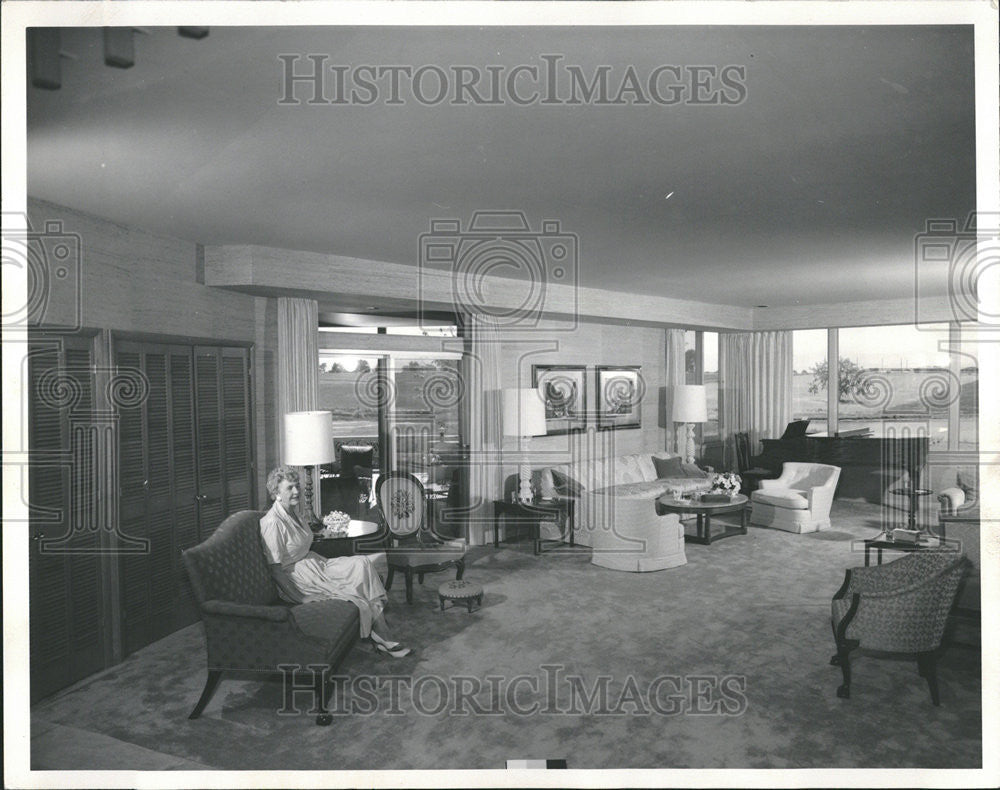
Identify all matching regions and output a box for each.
[792,329,828,435]
[838,323,952,448]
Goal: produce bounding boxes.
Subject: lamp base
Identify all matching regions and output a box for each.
[518,462,533,504]
[684,423,697,465]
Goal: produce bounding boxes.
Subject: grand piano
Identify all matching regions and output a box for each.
[756,421,928,501]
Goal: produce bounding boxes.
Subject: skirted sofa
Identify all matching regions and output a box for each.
[528,451,714,571]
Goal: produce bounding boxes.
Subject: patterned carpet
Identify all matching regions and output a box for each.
[31,500,982,774]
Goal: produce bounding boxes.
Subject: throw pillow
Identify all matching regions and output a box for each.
[680,462,709,479]
[551,469,584,497]
[653,455,685,479]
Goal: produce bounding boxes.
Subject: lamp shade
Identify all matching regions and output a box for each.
[671,385,708,423]
[283,411,335,465]
[502,388,547,437]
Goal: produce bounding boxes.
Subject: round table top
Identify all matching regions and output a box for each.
[889,487,934,496]
[314,519,380,540]
[657,493,748,513]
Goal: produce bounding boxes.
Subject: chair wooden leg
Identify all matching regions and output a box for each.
[189,669,223,719]
[917,651,941,706]
[404,568,414,604]
[835,640,858,699]
[385,567,395,590]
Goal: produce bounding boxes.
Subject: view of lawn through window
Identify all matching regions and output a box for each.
[792,324,978,450]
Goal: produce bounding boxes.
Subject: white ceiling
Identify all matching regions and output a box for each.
[26,24,977,308]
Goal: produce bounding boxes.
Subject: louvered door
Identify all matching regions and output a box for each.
[28,336,106,702]
[116,341,253,655]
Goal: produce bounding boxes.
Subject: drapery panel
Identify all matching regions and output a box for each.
[276,297,320,463]
[663,328,687,455]
[719,330,792,468]
[463,312,504,544]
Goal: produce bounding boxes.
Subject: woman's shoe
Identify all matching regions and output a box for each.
[373,641,412,659]
[370,632,402,651]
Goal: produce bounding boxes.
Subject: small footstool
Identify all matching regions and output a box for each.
[438,580,484,612]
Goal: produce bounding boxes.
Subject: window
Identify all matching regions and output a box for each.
[838,323,952,448]
[702,332,719,440]
[792,329,828,435]
[318,354,381,441]
[958,328,979,450]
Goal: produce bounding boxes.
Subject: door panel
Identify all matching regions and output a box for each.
[28,337,105,701]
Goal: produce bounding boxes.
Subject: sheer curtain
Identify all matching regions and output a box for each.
[464,313,504,544]
[719,330,792,468]
[664,328,687,455]
[276,297,320,462]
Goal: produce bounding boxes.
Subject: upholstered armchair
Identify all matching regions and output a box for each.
[830,551,968,705]
[182,510,360,725]
[749,462,841,533]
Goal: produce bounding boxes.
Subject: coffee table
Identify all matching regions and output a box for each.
[311,519,383,558]
[655,493,749,545]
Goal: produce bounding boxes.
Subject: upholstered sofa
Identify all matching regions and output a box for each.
[750,462,841,533]
[528,451,714,561]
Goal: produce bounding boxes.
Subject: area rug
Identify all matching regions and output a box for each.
[31,501,981,772]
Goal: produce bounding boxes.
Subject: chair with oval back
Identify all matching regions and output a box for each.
[375,471,466,604]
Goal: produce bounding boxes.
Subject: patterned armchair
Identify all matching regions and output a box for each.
[830,551,968,705]
[182,510,360,725]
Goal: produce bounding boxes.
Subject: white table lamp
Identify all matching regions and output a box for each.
[284,410,335,525]
[671,385,708,464]
[503,388,547,503]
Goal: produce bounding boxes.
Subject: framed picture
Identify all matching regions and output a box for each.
[596,366,643,430]
[531,365,587,435]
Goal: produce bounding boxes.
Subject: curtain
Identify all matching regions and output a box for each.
[663,328,687,454]
[719,330,792,468]
[276,296,320,462]
[463,312,504,544]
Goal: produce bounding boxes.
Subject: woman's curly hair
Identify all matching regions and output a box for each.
[266,465,300,499]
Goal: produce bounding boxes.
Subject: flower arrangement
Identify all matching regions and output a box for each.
[711,472,742,497]
[321,510,351,536]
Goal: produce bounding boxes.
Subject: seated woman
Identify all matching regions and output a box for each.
[260,465,410,658]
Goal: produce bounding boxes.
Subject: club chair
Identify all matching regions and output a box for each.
[182,510,360,725]
[830,551,968,705]
[375,471,466,604]
[750,461,841,533]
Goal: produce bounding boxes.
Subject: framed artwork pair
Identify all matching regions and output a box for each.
[531,364,643,434]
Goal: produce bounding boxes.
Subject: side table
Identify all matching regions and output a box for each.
[493,498,575,555]
[863,532,960,567]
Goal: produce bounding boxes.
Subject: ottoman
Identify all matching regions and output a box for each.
[438,580,484,612]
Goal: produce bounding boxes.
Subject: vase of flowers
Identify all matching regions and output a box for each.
[321,510,351,537]
[711,472,742,499]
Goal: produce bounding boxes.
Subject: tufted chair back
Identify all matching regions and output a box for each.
[183,510,276,606]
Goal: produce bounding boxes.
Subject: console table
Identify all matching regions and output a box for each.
[492,498,575,555]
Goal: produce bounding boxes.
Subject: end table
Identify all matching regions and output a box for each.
[492,498,575,555]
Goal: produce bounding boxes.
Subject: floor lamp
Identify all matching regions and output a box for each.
[672,385,707,464]
[284,410,335,527]
[503,388,547,504]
